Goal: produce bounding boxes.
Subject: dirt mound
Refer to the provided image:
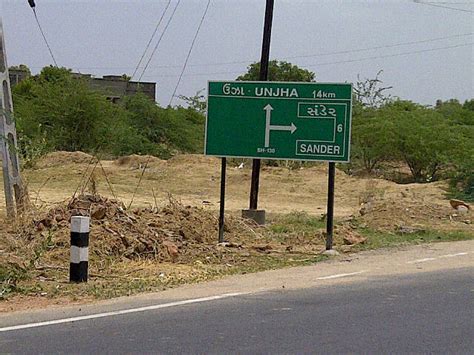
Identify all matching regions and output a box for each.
[20,194,254,262]
[36,151,95,168]
[168,154,219,167]
[114,155,166,169]
[359,199,471,232]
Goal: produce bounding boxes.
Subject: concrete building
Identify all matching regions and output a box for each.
[77,74,156,103]
[10,70,156,103]
[9,68,29,86]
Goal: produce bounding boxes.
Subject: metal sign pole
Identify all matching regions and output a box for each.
[218,157,227,243]
[326,162,336,250]
[0,18,25,218]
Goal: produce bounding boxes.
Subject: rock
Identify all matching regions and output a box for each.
[162,240,179,261]
[91,205,107,220]
[218,241,242,248]
[322,249,340,256]
[449,199,470,210]
[456,205,469,215]
[343,233,367,245]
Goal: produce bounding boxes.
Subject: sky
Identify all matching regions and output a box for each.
[1,0,473,106]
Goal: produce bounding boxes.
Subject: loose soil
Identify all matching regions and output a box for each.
[0,152,472,312]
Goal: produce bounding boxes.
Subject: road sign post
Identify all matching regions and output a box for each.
[218,157,226,243]
[206,81,352,247]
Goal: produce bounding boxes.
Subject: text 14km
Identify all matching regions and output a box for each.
[313,90,336,99]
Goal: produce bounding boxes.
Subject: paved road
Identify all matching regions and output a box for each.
[1,242,473,354]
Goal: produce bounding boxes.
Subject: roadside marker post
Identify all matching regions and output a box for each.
[70,216,90,283]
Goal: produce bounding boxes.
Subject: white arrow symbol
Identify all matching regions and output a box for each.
[264,104,297,148]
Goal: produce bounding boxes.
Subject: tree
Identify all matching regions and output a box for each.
[354,70,393,108]
[388,101,458,182]
[237,60,315,82]
[177,89,207,115]
[351,108,396,172]
[463,99,474,112]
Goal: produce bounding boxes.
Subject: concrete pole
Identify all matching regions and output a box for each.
[0,18,25,218]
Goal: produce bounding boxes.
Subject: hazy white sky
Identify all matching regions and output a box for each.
[1,0,473,106]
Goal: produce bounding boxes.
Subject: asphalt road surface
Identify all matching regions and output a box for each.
[1,242,473,354]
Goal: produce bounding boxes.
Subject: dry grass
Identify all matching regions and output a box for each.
[1,152,473,310]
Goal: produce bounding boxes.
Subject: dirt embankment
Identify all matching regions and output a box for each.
[1,152,472,232]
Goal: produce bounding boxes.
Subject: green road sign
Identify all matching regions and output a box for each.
[205,81,353,162]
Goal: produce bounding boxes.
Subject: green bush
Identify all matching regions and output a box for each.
[12,66,206,162]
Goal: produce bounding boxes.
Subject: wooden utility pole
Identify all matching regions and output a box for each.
[0,18,25,218]
[242,0,275,225]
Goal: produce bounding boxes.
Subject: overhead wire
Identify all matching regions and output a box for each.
[413,0,474,13]
[169,0,211,106]
[137,0,181,83]
[30,6,58,66]
[138,41,474,79]
[131,0,172,80]
[34,32,472,72]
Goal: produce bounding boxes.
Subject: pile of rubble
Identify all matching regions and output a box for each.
[24,194,252,262]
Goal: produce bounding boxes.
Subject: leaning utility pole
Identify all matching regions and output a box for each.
[242,0,274,225]
[0,18,25,218]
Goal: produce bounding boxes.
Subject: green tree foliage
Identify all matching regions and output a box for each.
[388,101,459,182]
[351,107,396,172]
[237,60,315,82]
[351,98,473,185]
[177,89,207,115]
[122,94,205,155]
[434,99,474,200]
[12,66,206,163]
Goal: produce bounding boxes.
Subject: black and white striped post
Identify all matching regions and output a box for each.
[70,216,90,282]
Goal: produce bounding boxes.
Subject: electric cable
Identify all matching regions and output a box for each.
[41,32,472,72]
[131,0,172,80]
[137,0,181,83]
[413,0,474,13]
[30,5,58,66]
[138,41,474,79]
[169,0,211,106]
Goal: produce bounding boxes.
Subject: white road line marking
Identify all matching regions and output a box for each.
[439,252,469,258]
[0,292,245,333]
[407,258,437,264]
[316,271,367,280]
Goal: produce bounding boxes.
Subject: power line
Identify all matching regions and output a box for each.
[169,0,211,106]
[38,32,472,72]
[137,0,181,83]
[138,41,474,79]
[285,32,474,60]
[131,0,172,80]
[31,7,58,66]
[413,0,474,13]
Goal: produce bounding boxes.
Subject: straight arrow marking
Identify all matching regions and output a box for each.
[269,123,297,133]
